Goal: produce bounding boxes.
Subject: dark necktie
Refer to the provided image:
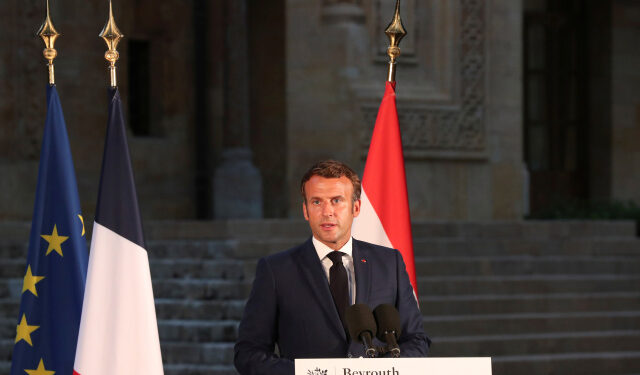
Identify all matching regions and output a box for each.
[327,251,349,325]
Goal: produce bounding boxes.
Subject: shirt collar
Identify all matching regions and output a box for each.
[312,236,353,261]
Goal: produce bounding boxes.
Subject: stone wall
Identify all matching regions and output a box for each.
[7,0,638,222]
[286,0,525,219]
[0,0,197,221]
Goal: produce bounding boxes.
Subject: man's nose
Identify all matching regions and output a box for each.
[322,202,334,216]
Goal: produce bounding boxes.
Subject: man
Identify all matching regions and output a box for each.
[234,160,430,375]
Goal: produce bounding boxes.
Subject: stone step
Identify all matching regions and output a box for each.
[0,362,237,375]
[0,239,237,260]
[2,220,635,242]
[1,339,13,362]
[425,310,640,337]
[230,239,307,259]
[150,259,246,280]
[1,258,248,280]
[0,318,241,347]
[492,351,640,375]
[0,279,22,299]
[141,220,640,241]
[3,235,639,263]
[413,238,640,257]
[0,298,246,323]
[8,309,640,352]
[430,330,640,357]
[0,300,18,323]
[0,317,16,339]
[146,239,307,260]
[1,340,239,373]
[228,238,640,259]
[417,274,640,295]
[161,341,234,365]
[420,292,640,315]
[152,279,250,300]
[409,220,637,240]
[158,320,238,343]
[146,240,237,260]
[0,279,251,301]
[145,220,311,241]
[416,255,640,276]
[5,309,640,349]
[0,241,28,258]
[0,303,245,348]
[1,259,24,278]
[155,299,246,320]
[164,364,238,375]
[6,274,637,301]
[5,253,640,280]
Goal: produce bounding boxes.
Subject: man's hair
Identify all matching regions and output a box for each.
[300,160,361,203]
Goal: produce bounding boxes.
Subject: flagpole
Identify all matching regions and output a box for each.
[37,0,60,85]
[351,0,419,298]
[385,0,406,83]
[99,0,123,88]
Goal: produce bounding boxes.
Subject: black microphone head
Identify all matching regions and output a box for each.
[345,304,377,342]
[373,304,402,342]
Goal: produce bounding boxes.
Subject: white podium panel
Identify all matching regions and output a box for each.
[296,357,491,375]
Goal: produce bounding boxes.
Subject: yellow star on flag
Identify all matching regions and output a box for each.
[24,358,55,375]
[41,224,68,257]
[15,314,39,346]
[22,265,45,297]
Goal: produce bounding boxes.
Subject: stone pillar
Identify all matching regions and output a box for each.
[214,0,263,219]
[286,0,369,216]
[610,0,640,203]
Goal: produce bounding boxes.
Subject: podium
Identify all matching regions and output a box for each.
[296,357,491,375]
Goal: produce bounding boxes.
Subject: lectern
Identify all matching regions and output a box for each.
[296,357,491,375]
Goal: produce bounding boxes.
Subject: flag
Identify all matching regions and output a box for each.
[352,81,418,298]
[10,85,89,375]
[73,88,163,375]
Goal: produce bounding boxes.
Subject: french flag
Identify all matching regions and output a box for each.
[73,88,164,375]
[352,81,418,299]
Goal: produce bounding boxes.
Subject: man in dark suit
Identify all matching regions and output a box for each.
[234,160,430,375]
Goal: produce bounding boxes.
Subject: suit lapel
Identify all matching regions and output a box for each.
[294,238,346,340]
[353,240,372,305]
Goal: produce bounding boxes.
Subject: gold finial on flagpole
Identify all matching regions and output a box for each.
[37,0,60,85]
[99,0,124,87]
[385,0,406,82]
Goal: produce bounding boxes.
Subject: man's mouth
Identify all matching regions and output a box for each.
[320,223,336,230]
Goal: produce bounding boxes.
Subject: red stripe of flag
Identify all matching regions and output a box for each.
[362,81,418,297]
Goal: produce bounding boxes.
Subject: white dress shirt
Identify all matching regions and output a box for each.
[312,236,356,305]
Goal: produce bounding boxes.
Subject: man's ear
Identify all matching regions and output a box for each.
[302,201,309,221]
[352,199,361,217]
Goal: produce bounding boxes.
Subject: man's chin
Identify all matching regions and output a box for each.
[314,234,338,245]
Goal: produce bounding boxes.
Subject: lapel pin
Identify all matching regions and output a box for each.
[361,259,367,263]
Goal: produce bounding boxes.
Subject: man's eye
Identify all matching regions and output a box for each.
[332,198,341,203]
[312,200,320,205]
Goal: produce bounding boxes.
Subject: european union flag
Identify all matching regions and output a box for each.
[10,85,89,375]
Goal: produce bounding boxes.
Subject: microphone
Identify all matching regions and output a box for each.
[345,304,378,358]
[373,304,402,358]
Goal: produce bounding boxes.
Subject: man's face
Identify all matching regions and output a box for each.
[302,175,361,250]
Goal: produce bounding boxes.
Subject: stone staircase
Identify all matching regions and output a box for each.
[414,222,640,374]
[1,220,640,374]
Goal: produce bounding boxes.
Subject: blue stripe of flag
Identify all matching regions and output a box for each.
[94,88,145,248]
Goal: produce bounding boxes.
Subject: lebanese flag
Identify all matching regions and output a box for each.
[73,88,163,375]
[352,81,418,299]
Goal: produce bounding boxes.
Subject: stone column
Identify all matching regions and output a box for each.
[286,0,369,216]
[213,0,263,219]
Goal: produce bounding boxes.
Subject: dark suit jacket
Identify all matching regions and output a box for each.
[234,238,430,375]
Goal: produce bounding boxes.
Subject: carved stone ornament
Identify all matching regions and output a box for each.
[362,0,486,159]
